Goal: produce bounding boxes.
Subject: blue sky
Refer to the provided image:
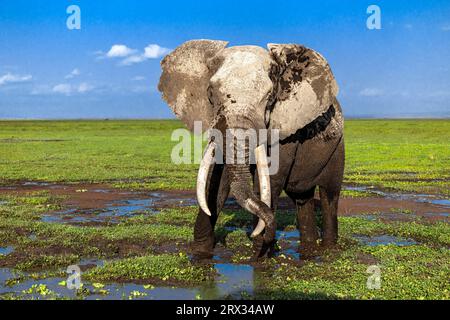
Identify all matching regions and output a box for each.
[0,0,449,119]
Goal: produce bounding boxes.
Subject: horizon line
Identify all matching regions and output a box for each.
[0,116,449,121]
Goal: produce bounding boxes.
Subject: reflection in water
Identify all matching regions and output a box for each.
[197,264,254,299]
[0,263,256,300]
[276,230,301,259]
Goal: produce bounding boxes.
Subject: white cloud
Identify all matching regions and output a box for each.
[52,84,72,95]
[441,25,450,31]
[30,85,51,95]
[404,24,413,29]
[106,45,136,58]
[120,55,147,66]
[132,76,146,81]
[100,43,170,66]
[0,73,32,86]
[143,44,171,59]
[51,83,94,95]
[65,68,81,79]
[359,88,384,97]
[77,82,94,93]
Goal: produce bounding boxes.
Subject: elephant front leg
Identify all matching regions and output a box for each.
[192,164,229,259]
[250,167,282,260]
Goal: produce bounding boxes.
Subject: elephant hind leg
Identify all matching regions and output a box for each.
[319,186,339,246]
[318,137,344,246]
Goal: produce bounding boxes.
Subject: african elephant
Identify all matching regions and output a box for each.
[158,40,345,259]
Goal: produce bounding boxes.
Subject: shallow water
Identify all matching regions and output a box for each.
[354,234,417,246]
[345,186,450,208]
[0,262,255,300]
[0,247,14,256]
[425,212,449,217]
[40,192,199,224]
[429,199,450,206]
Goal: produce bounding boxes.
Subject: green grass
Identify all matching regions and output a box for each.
[84,253,214,285]
[260,243,449,300]
[0,120,197,190]
[1,119,449,194]
[256,215,450,300]
[344,119,450,195]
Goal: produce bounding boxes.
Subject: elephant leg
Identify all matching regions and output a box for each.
[251,142,298,259]
[319,186,339,246]
[192,164,230,259]
[318,138,344,246]
[288,187,318,248]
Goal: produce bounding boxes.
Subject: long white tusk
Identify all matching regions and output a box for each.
[251,144,271,238]
[197,141,217,216]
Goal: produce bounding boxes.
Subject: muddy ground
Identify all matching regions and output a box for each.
[0,182,448,224]
[0,182,448,300]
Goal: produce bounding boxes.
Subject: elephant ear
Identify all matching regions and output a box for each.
[267,43,339,140]
[158,40,229,132]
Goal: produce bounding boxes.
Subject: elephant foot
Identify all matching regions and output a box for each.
[321,238,338,248]
[298,240,321,258]
[190,240,214,261]
[251,235,276,260]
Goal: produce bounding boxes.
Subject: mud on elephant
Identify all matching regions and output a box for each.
[158,40,345,259]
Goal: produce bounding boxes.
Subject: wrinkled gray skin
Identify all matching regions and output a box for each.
[158,40,345,259]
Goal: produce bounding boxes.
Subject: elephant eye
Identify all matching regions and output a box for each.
[207,85,214,106]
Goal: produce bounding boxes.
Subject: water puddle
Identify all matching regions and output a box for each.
[0,262,255,300]
[28,234,37,241]
[99,263,254,300]
[40,192,201,224]
[0,247,14,256]
[345,186,450,208]
[429,199,450,206]
[78,259,105,269]
[360,214,379,221]
[354,234,417,247]
[426,212,449,217]
[276,230,301,259]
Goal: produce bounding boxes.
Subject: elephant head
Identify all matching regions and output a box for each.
[158,39,339,242]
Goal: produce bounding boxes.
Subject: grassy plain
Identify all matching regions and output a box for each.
[0,119,449,194]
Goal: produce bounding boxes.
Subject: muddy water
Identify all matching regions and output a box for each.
[26,185,448,225]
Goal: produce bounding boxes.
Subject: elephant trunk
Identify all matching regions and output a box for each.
[196,138,275,242]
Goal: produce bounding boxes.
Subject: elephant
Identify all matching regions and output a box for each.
[158,40,345,259]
